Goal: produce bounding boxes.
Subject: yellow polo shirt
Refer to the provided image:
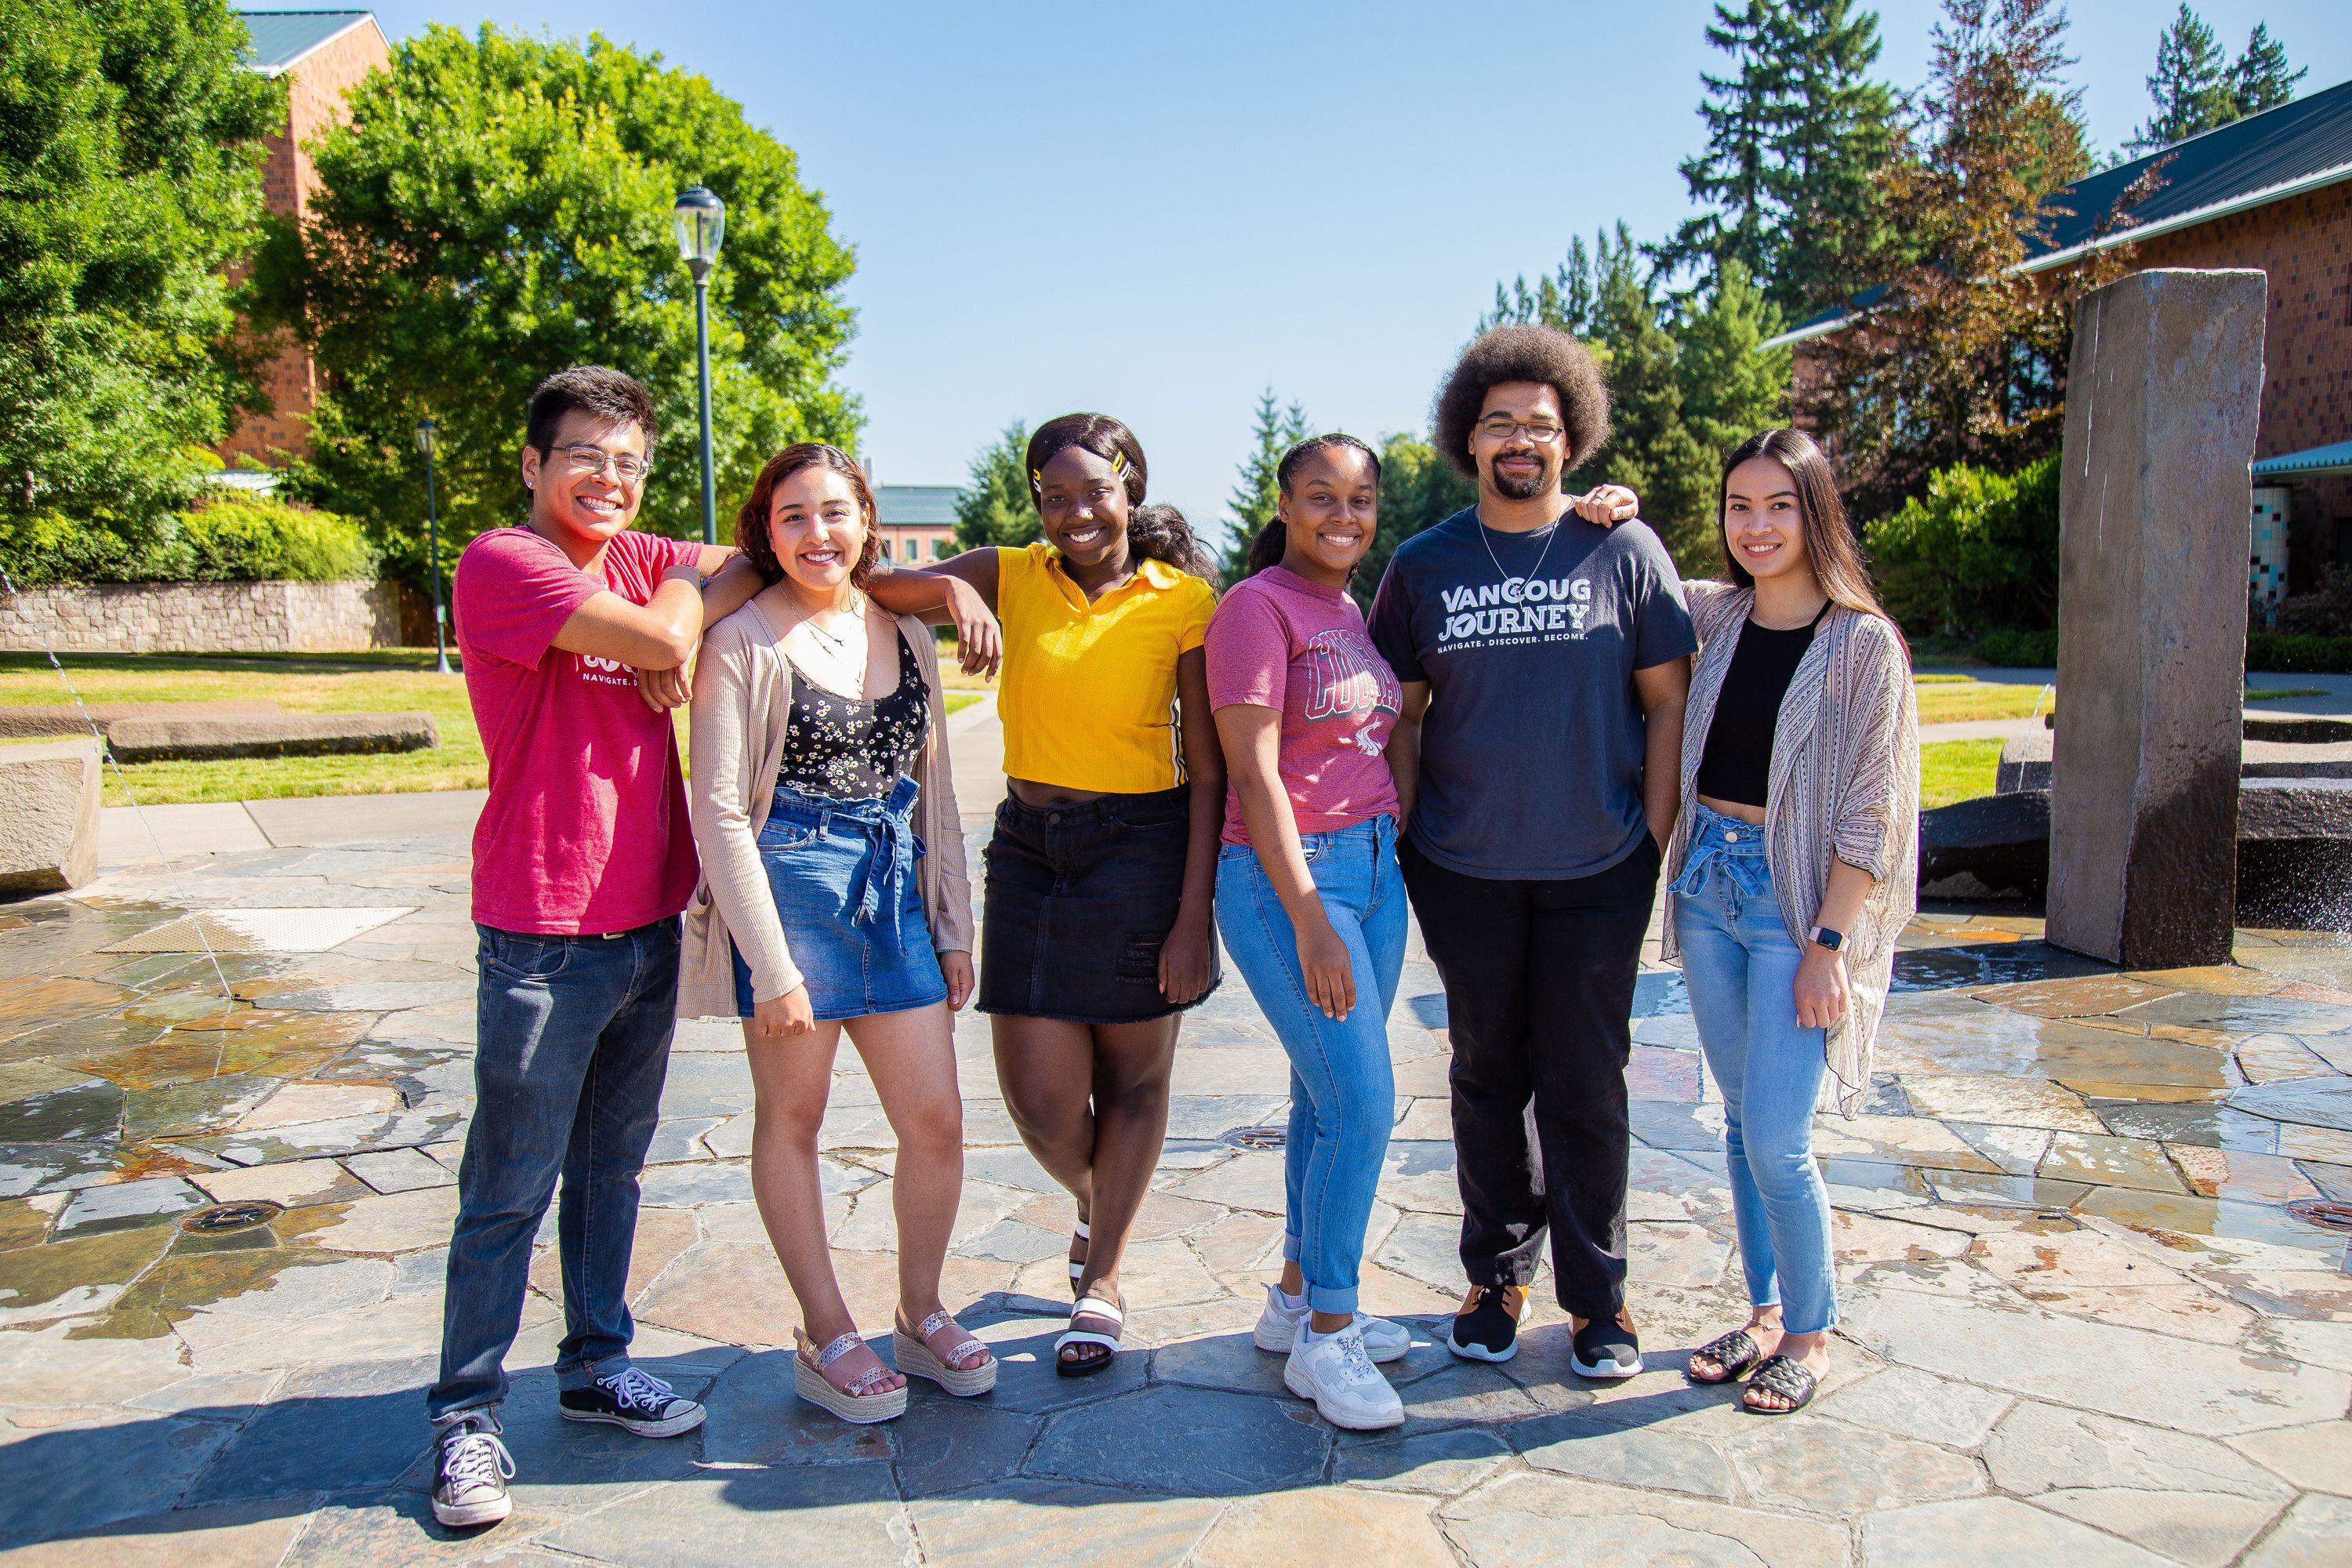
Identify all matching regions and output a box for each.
[995,543,1216,793]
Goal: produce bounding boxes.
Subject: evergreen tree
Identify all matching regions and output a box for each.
[0,0,276,528]
[1654,0,1897,318]
[2127,8,2303,154]
[1356,434,1473,607]
[2128,5,2233,153]
[1220,388,1308,583]
[951,420,1036,551]
[2227,23,2304,118]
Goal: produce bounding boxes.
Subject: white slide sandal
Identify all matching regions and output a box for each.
[1055,1294,1124,1378]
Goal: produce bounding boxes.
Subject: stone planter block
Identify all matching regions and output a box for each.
[0,701,281,740]
[104,713,439,763]
[0,739,102,892]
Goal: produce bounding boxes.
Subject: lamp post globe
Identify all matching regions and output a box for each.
[673,186,726,546]
[414,416,450,675]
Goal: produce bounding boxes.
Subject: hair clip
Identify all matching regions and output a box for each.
[1029,467,1044,488]
[1109,450,1127,475]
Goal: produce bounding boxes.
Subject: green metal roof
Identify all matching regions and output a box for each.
[875,485,960,528]
[234,10,374,74]
[2253,440,2352,481]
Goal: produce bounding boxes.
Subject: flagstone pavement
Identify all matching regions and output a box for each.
[2,722,2350,1563]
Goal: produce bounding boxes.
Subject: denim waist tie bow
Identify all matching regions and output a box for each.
[1668,802,1773,903]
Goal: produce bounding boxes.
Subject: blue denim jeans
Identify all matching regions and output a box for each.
[1669,804,1838,1334]
[1215,815,1406,1316]
[427,916,681,1424]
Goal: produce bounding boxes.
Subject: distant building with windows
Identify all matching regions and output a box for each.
[218,9,391,468]
[873,485,960,562]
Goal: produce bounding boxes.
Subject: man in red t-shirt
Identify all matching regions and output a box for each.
[427,367,759,1530]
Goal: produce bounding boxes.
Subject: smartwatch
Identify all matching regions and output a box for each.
[1808,925,1846,953]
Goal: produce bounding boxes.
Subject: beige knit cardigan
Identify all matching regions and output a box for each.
[1661,582,1920,1116]
[677,602,973,1021]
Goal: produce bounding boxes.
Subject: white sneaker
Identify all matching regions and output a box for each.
[1283,1323,1404,1431]
[1253,1283,1412,1363]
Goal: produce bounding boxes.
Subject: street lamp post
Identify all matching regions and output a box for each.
[413,417,450,674]
[672,185,727,547]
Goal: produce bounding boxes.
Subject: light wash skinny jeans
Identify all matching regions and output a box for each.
[1669,804,1838,1334]
[1215,815,1406,1316]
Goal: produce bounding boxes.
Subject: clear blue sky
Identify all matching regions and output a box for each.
[327,1,2350,546]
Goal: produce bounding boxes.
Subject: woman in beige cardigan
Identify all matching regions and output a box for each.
[681,444,990,1424]
[1664,429,1918,1416]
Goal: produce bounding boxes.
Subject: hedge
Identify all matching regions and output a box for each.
[1965,627,2352,673]
[0,497,374,587]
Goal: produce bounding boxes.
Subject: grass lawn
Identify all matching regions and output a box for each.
[1921,737,2002,809]
[1,652,981,806]
[1911,677,2053,724]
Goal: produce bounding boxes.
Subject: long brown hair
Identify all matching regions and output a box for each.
[735,442,881,590]
[1717,429,1889,622]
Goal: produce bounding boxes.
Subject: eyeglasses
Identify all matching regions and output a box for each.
[1476,416,1566,445]
[553,444,652,484]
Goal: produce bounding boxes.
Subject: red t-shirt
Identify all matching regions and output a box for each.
[454,525,703,935]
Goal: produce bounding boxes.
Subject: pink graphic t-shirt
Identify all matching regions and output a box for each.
[454,525,703,935]
[1204,564,1403,848]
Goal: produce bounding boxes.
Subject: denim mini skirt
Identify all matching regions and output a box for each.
[1668,801,1777,902]
[730,775,947,1022]
[977,784,1218,1023]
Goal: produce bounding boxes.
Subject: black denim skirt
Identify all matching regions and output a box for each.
[977,784,1219,1023]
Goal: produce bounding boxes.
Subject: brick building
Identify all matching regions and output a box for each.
[1770,78,2352,592]
[217,10,391,469]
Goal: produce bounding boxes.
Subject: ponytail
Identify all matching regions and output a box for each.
[1243,520,1287,579]
[1129,503,1216,579]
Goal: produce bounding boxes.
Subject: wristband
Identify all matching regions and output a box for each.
[1808,925,1846,953]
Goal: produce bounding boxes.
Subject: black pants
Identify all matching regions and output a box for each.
[1400,833,1661,1319]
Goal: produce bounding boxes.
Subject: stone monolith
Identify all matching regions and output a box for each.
[2047,267,2266,967]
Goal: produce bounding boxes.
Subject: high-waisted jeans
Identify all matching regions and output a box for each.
[1669,803,1838,1334]
[1215,816,1406,1316]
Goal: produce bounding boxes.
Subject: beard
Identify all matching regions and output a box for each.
[1488,452,1554,501]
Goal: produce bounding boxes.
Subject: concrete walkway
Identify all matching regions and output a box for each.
[4,705,2348,1566]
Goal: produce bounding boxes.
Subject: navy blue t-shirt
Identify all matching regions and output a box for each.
[1367,506,1696,880]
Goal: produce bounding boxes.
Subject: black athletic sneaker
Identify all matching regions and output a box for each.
[1446,1283,1527,1363]
[557,1366,707,1437]
[432,1414,514,1529]
[1571,1316,1643,1380]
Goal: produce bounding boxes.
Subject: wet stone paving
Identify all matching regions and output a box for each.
[0,822,2349,1566]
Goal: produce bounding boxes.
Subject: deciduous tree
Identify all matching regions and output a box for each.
[0,0,275,529]
[255,24,858,586]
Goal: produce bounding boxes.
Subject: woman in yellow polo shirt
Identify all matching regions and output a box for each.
[869,412,1221,1377]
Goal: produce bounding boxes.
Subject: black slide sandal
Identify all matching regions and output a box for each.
[1687,1328,1764,1385]
[1743,1353,1819,1414]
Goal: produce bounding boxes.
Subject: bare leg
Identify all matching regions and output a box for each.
[994,1014,1101,1226]
[1073,1015,1179,1298]
[742,1019,901,1395]
[841,1001,976,1363]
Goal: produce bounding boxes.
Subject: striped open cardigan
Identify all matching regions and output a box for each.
[1660,583,1920,1116]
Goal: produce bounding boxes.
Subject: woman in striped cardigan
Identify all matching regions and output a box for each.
[1664,428,1919,1415]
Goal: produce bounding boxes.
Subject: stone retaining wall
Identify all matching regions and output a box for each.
[0,579,399,654]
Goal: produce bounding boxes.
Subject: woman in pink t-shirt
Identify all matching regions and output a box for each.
[1205,435,1414,1431]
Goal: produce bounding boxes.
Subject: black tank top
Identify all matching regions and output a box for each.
[774,631,930,800]
[1693,604,1828,810]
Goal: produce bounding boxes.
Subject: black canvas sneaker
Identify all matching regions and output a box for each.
[557,1365,707,1437]
[1446,1283,1529,1363]
[432,1414,514,1529]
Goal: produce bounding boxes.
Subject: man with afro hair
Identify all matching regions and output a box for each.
[1367,325,1696,1380]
